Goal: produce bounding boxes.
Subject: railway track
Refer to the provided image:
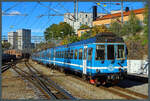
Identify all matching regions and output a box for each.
[29,60,148,99]
[1,65,11,73]
[12,61,75,100]
[2,60,21,73]
[36,62,147,100]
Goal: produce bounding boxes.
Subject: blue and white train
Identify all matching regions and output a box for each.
[32,33,128,85]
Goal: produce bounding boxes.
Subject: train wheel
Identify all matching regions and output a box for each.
[94,79,100,87]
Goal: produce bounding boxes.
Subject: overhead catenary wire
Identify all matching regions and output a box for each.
[3,2,19,13]
[24,3,39,28]
[5,2,25,32]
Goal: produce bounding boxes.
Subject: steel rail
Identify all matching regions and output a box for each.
[12,66,51,99]
[111,86,148,99]
[12,65,56,99]
[25,61,75,99]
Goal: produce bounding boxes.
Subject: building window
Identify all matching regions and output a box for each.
[80,22,82,26]
[85,14,87,18]
[105,24,110,28]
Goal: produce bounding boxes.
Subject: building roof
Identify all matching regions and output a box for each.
[95,8,145,21]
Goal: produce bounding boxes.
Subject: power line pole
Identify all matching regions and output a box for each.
[121,0,124,24]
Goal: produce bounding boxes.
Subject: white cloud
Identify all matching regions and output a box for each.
[2,10,22,16]
[10,11,21,15]
[32,29,44,33]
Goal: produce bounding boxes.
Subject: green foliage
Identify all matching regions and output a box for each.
[79,24,90,29]
[2,42,11,49]
[125,11,142,36]
[44,22,75,42]
[109,20,122,36]
[80,31,91,40]
[110,11,142,37]
[91,24,110,37]
[143,4,148,37]
[61,35,80,45]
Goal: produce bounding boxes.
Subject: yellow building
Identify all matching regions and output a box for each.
[77,28,90,37]
[93,8,145,27]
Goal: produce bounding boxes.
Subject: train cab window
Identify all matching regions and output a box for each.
[74,49,78,59]
[88,48,93,60]
[117,45,125,59]
[79,49,83,60]
[95,45,105,60]
[107,45,115,60]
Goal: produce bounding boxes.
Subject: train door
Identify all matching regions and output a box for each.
[53,49,56,66]
[106,45,116,72]
[87,47,93,72]
[83,46,87,74]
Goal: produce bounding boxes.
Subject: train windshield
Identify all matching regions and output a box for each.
[107,45,115,60]
[117,45,125,60]
[95,45,105,60]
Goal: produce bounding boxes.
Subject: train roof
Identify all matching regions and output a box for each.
[55,32,124,49]
[34,32,124,54]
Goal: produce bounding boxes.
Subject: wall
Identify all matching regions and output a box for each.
[93,13,144,26]
[127,60,148,75]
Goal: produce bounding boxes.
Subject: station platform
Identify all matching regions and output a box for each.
[126,73,148,83]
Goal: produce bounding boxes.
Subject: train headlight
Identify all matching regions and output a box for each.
[119,67,122,72]
[124,68,127,72]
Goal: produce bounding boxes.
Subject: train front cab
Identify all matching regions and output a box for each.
[84,43,128,85]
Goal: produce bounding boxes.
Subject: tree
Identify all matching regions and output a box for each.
[44,22,75,42]
[109,20,122,36]
[140,4,148,45]
[80,31,91,40]
[61,35,80,45]
[91,24,110,36]
[2,42,11,49]
[125,11,142,36]
[79,24,90,29]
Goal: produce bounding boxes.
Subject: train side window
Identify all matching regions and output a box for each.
[117,45,125,60]
[79,48,83,60]
[74,49,78,59]
[88,48,93,60]
[58,51,60,58]
[49,52,51,58]
[59,51,60,58]
[70,50,73,59]
[83,48,87,60]
[65,51,67,59]
[62,51,64,58]
[68,50,70,59]
[95,45,105,60]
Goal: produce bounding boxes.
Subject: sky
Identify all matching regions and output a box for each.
[2,1,145,42]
